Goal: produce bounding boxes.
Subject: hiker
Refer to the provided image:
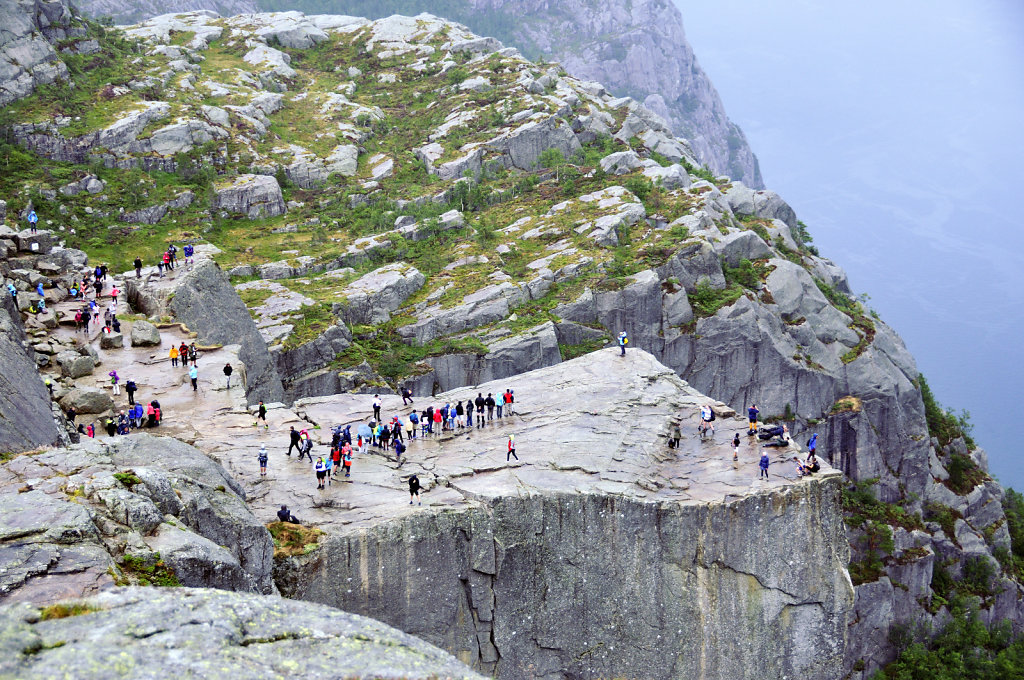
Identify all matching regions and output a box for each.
[747,404,760,434]
[146,402,157,427]
[105,417,116,437]
[455,400,465,428]
[162,250,171,272]
[803,452,821,475]
[86,422,94,438]
[6,282,16,306]
[103,308,112,331]
[277,505,300,524]
[168,244,178,268]
[486,393,495,421]
[380,421,391,449]
[178,342,188,369]
[807,432,818,456]
[432,407,442,435]
[762,425,792,448]
[394,437,406,463]
[66,406,77,425]
[157,260,164,278]
[300,431,313,461]
[759,452,771,480]
[699,404,715,437]
[188,343,198,366]
[402,386,413,405]
[287,426,301,456]
[35,282,44,298]
[169,345,179,367]
[758,424,786,440]
[27,209,38,233]
[408,410,419,439]
[372,395,382,423]
[44,378,53,397]
[408,474,421,505]
[134,256,142,279]
[618,331,628,356]
[419,410,429,437]
[464,400,473,427]
[391,416,403,442]
[475,393,485,427]
[315,457,327,489]
[669,422,682,449]
[495,393,504,419]
[324,452,333,484]
[109,370,120,396]
[258,445,268,476]
[504,389,514,416]
[223,363,233,388]
[255,401,268,429]
[732,433,740,461]
[342,443,352,477]
[110,286,120,306]
[183,243,194,267]
[330,444,341,477]
[507,433,518,461]
[94,278,102,298]
[189,364,198,391]
[111,317,121,334]
[125,379,137,406]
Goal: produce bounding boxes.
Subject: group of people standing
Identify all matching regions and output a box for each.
[138,243,196,279]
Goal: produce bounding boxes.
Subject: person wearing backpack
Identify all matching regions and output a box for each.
[807,432,818,456]
[618,331,628,356]
[475,394,485,427]
[408,410,419,439]
[134,256,143,279]
[331,445,342,477]
[699,404,715,437]
[125,379,137,406]
[747,404,760,435]
[341,443,352,478]
[27,209,38,234]
[408,474,421,505]
[394,437,406,463]
[258,445,268,477]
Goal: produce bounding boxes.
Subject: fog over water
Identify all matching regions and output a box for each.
[677,1,1024,487]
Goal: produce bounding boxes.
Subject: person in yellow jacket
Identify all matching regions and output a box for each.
[169,345,180,367]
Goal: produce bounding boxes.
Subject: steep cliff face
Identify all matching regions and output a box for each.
[0,0,79,107]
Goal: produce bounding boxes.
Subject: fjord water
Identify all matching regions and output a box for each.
[680,0,1024,488]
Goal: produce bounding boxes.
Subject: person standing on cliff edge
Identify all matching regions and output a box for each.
[618,331,628,356]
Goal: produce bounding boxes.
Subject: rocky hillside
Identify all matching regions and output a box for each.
[0,6,1017,678]
[70,0,764,188]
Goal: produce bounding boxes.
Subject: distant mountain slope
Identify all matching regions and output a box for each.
[72,0,764,187]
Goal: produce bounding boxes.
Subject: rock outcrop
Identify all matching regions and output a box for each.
[0,434,274,604]
[0,587,484,680]
[0,0,76,107]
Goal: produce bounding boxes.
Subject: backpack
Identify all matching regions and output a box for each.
[126,381,136,391]
[708,409,716,422]
[410,412,418,423]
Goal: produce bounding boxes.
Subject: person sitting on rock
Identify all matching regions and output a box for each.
[762,425,792,448]
[802,452,820,475]
[277,505,300,524]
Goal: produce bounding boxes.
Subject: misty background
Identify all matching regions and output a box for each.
[678,0,1024,488]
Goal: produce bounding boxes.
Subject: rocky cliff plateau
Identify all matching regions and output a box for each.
[0,5,1017,678]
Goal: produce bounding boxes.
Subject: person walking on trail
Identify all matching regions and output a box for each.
[372,395,382,423]
[496,393,504,419]
[464,400,473,427]
[759,452,771,480]
[189,364,198,392]
[109,370,120,395]
[188,343,198,367]
[157,259,164,278]
[669,422,682,449]
[432,407,442,435]
[254,401,268,428]
[110,286,120,306]
[315,457,327,490]
[168,244,178,269]
[408,474,421,505]
[408,410,418,439]
[169,345,179,367]
[125,379,137,406]
[184,243,194,268]
[807,432,818,456]
[324,453,333,485]
[618,331,628,356]
[485,393,496,422]
[258,445,268,477]
[392,417,404,442]
[402,386,413,406]
[747,404,759,435]
[134,256,142,279]
[475,393,485,427]
[699,405,715,438]
[178,343,188,370]
[507,433,518,461]
[27,209,38,234]
[380,422,392,450]
[223,363,233,389]
[331,445,341,477]
[504,389,514,416]
[394,437,406,464]
[732,433,741,461]
[287,426,301,456]
[300,431,313,461]
[455,400,465,428]
[342,443,352,478]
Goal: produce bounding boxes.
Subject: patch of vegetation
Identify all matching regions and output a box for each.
[39,602,101,620]
[874,599,1024,680]
[943,452,987,495]
[112,471,142,487]
[722,258,770,290]
[559,338,607,360]
[689,281,744,318]
[116,554,180,587]
[844,478,925,533]
[996,489,1024,581]
[830,396,863,414]
[335,327,489,382]
[268,521,325,558]
[924,502,963,545]
[814,278,877,364]
[919,374,976,449]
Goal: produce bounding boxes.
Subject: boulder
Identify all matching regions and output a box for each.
[336,263,425,326]
[99,332,123,350]
[59,388,113,415]
[0,588,486,679]
[714,230,773,267]
[600,150,642,175]
[129,320,161,347]
[212,175,286,219]
[642,163,691,190]
[0,0,71,107]
[255,14,329,49]
[56,350,95,379]
[169,260,284,405]
[489,116,582,171]
[145,522,258,591]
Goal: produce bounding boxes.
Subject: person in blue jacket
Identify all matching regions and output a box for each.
[807,433,818,455]
[747,404,759,435]
[618,331,628,356]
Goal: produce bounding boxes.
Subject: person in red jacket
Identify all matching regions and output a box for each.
[507,433,518,461]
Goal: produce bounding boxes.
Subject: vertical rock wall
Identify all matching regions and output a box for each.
[276,480,853,680]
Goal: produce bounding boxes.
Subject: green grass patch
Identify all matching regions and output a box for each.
[559,338,607,360]
[112,471,142,487]
[40,602,101,620]
[268,521,325,558]
[116,554,180,587]
[689,281,744,318]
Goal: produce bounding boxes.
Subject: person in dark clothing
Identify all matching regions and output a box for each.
[380,422,391,450]
[759,453,770,480]
[125,379,137,406]
[66,406,77,425]
[475,394,485,427]
[425,406,434,434]
[394,438,406,463]
[408,474,421,505]
[455,400,465,428]
[255,400,268,429]
[223,363,233,389]
[485,393,496,421]
[747,404,759,435]
[105,418,116,437]
[287,426,301,456]
[402,386,413,405]
[134,257,143,279]
[277,505,300,524]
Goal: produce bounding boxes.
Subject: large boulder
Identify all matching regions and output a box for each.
[0,304,62,452]
[168,260,284,405]
[489,116,582,171]
[56,350,95,378]
[0,588,485,679]
[212,175,286,219]
[129,319,161,347]
[58,388,112,415]
[0,0,73,107]
[600,150,642,175]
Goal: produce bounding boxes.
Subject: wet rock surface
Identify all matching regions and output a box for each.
[0,587,484,680]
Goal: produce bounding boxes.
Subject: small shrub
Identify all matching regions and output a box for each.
[268,521,324,558]
[40,602,101,620]
[113,471,142,487]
